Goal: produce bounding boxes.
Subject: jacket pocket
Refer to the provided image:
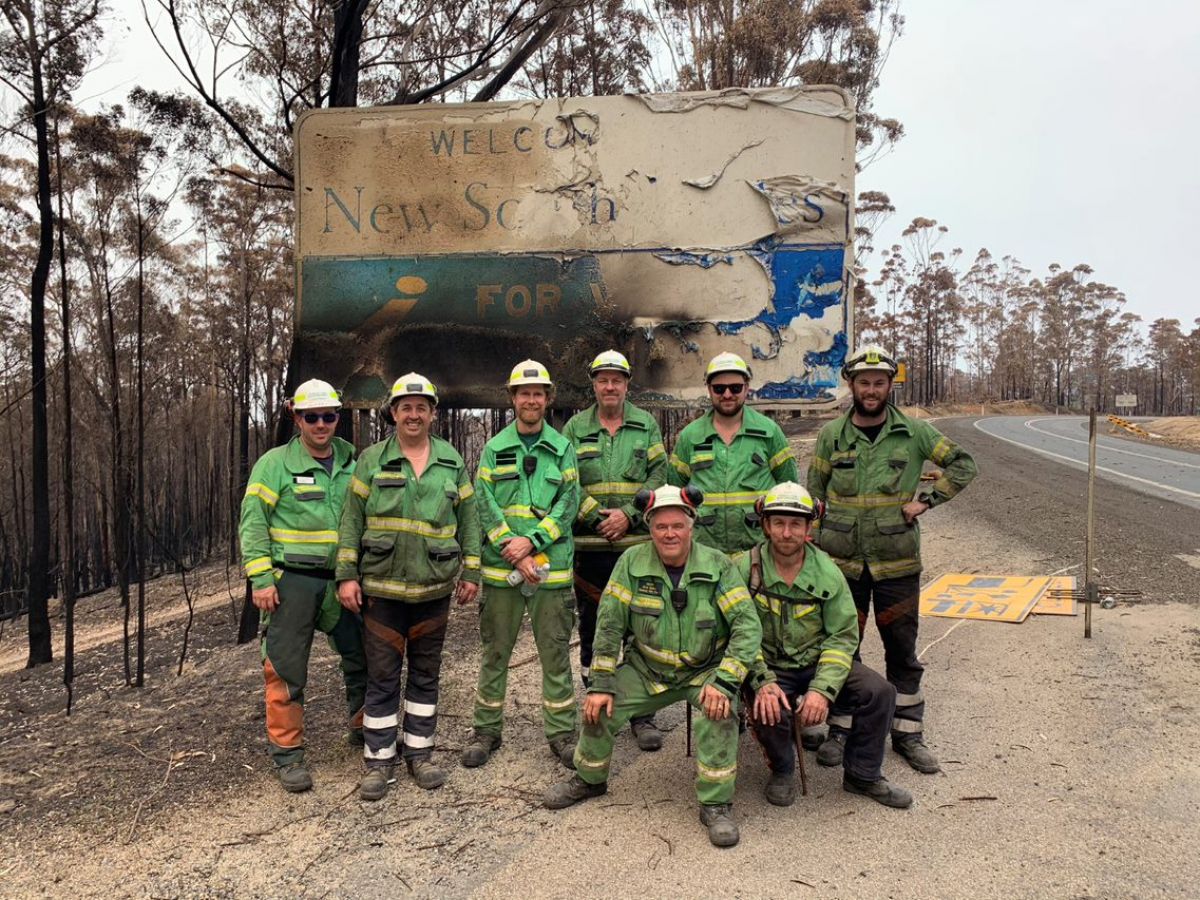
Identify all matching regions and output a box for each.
[689,616,716,664]
[874,513,919,561]
[631,598,663,647]
[829,455,858,496]
[815,514,857,560]
[425,537,462,582]
[883,451,910,494]
[623,447,648,483]
[532,469,564,513]
[359,535,396,576]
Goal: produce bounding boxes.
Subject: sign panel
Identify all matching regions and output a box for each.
[1032,576,1078,616]
[1116,393,1137,408]
[294,87,855,407]
[919,574,1050,623]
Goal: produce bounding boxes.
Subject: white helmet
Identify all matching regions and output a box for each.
[588,350,632,377]
[634,484,704,519]
[842,344,898,379]
[389,372,438,406]
[291,379,342,410]
[706,351,752,382]
[507,359,553,389]
[757,482,819,519]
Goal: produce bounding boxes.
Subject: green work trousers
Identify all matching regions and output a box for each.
[573,663,740,806]
[260,570,368,766]
[472,585,578,741]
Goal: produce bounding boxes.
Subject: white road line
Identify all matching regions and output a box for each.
[1023,417,1200,470]
[973,418,1200,502]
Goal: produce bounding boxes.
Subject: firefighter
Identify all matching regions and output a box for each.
[562,350,668,751]
[740,483,912,809]
[808,345,977,774]
[239,379,367,793]
[335,374,481,800]
[543,486,763,849]
[462,360,581,769]
[668,351,799,555]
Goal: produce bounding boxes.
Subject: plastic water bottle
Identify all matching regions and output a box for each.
[506,553,550,596]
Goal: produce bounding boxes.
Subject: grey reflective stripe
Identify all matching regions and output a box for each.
[891,718,923,733]
[895,690,924,707]
[404,700,436,717]
[364,713,398,729]
[827,714,853,729]
[365,742,397,760]
[402,731,435,748]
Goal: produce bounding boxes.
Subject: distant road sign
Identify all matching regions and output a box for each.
[1116,393,1137,407]
[894,361,907,384]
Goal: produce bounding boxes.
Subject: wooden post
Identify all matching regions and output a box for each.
[1085,409,1097,639]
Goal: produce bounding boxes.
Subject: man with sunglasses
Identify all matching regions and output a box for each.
[668,352,798,555]
[808,345,977,775]
[562,350,668,752]
[543,485,761,848]
[336,374,480,800]
[239,379,367,793]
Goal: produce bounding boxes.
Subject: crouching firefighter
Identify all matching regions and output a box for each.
[336,374,481,800]
[544,486,762,848]
[239,379,367,793]
[740,483,911,809]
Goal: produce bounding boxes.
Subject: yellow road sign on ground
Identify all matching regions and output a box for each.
[919,574,1050,623]
[1032,576,1078,616]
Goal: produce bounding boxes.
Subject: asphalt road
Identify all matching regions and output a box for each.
[973,415,1200,511]
[942,416,1200,603]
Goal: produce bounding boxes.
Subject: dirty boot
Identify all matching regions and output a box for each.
[543,774,607,809]
[548,735,577,767]
[893,736,940,774]
[699,803,740,848]
[276,761,312,793]
[359,765,394,801]
[764,772,797,807]
[630,717,663,752]
[817,730,847,767]
[461,732,501,768]
[843,774,913,809]
[407,757,447,790]
[800,724,827,751]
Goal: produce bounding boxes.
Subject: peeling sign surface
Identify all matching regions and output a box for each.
[294,87,855,407]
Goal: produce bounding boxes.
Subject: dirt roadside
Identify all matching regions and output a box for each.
[1,422,1197,898]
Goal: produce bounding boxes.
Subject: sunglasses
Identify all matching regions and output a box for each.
[709,383,745,396]
[301,412,339,424]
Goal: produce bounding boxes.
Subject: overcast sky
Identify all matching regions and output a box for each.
[78,0,1200,329]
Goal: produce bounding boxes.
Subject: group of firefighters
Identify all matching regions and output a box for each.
[239,344,977,847]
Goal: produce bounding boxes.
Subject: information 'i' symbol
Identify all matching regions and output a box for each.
[363,274,428,329]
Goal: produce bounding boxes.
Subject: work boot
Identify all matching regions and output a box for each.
[275,761,312,793]
[543,774,608,809]
[843,774,913,809]
[548,735,577,767]
[407,758,447,791]
[359,765,394,802]
[764,772,797,807]
[893,736,940,774]
[630,718,663,752]
[461,732,501,768]
[698,803,740,848]
[817,730,847,767]
[800,724,827,751]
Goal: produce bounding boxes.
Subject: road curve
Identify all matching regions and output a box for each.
[973,415,1200,511]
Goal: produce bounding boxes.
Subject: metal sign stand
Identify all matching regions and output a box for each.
[1084,409,1097,639]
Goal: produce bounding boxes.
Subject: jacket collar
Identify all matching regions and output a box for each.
[627,540,719,585]
[577,401,650,436]
[693,405,772,442]
[378,434,459,469]
[832,403,912,451]
[757,541,834,599]
[283,435,354,475]
[491,421,569,454]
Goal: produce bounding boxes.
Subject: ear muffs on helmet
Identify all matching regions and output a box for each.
[680,486,703,508]
[634,489,654,513]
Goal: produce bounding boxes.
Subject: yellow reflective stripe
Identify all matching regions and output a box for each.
[245,556,273,577]
[362,576,454,601]
[542,695,576,710]
[544,569,572,587]
[269,528,338,543]
[482,566,513,582]
[585,481,641,496]
[631,596,664,612]
[336,548,358,564]
[458,482,475,501]
[604,582,633,605]
[463,555,481,570]
[719,657,748,681]
[717,585,750,613]
[538,518,562,541]
[245,483,279,506]
[697,761,737,781]
[478,467,494,483]
[578,495,601,520]
[867,557,920,578]
[692,452,715,467]
[591,654,618,674]
[487,523,513,543]
[670,455,691,477]
[562,467,577,482]
[350,477,370,499]
[502,505,537,519]
[575,534,650,549]
[770,446,794,470]
[827,491,907,508]
[704,491,761,506]
[647,442,666,461]
[475,692,504,709]
[647,680,671,695]
[365,517,457,539]
[636,640,682,668]
[818,650,852,670]
[810,456,832,474]
[575,753,610,771]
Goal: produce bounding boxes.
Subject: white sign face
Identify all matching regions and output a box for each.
[1116,394,1138,407]
[294,88,856,408]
